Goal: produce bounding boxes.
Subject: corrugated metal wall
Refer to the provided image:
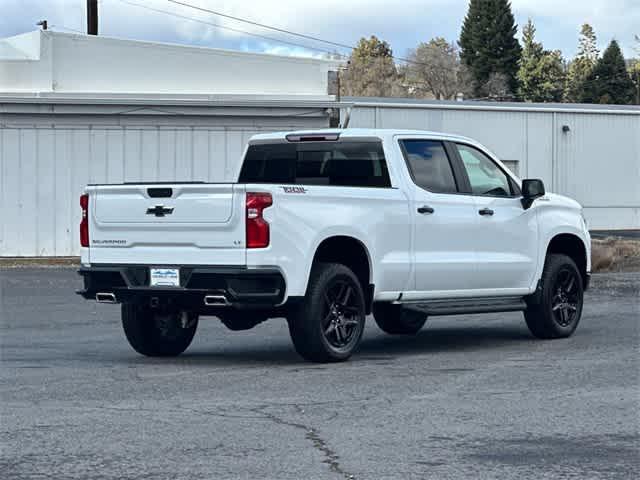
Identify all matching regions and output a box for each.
[1,101,638,257]
[554,113,640,229]
[0,113,327,256]
[348,105,640,230]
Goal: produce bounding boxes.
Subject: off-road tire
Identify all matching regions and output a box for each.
[287,263,366,363]
[524,254,584,339]
[122,304,198,357]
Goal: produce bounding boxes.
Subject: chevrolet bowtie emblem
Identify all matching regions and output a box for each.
[146,205,174,217]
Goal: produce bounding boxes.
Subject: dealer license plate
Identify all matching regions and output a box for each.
[150,268,180,287]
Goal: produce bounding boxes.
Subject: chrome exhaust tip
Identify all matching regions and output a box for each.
[96,292,117,304]
[204,294,230,307]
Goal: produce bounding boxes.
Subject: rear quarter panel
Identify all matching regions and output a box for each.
[246,184,412,299]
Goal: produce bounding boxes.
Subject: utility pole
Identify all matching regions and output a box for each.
[87,0,98,35]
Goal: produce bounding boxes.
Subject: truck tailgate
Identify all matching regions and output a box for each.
[87,183,246,265]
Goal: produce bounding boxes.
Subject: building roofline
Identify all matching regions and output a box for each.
[2,30,343,66]
[0,93,350,110]
[48,30,340,66]
[345,96,640,115]
[2,91,637,117]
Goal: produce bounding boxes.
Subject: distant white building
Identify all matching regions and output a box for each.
[0,30,638,257]
[0,30,341,96]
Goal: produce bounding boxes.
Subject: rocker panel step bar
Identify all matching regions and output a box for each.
[398,296,527,316]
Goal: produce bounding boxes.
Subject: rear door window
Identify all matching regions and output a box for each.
[239,141,391,188]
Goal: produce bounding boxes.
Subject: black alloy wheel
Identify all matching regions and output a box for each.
[551,267,580,327]
[321,279,362,349]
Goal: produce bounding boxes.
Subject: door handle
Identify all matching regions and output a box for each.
[478,208,494,216]
[417,205,435,214]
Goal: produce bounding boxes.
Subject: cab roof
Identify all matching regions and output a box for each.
[249,128,477,144]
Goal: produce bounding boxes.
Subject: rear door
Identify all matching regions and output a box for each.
[88,183,246,265]
[398,138,479,297]
[451,143,538,291]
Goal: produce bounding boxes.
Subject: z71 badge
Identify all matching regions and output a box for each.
[281,186,307,194]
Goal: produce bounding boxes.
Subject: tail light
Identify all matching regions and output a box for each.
[246,192,272,249]
[80,194,89,247]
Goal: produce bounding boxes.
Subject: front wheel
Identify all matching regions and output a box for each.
[287,263,366,362]
[524,254,584,339]
[122,304,198,357]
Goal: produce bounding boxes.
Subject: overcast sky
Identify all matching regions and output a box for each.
[1,0,638,59]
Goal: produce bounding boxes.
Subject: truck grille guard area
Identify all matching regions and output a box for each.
[77,265,285,310]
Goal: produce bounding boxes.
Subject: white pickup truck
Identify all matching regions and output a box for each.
[78,129,591,362]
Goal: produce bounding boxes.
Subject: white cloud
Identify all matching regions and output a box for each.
[129,0,458,57]
[255,44,328,59]
[1,0,638,58]
[164,0,449,38]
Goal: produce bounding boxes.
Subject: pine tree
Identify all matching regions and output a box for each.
[580,40,635,104]
[535,50,566,102]
[518,19,543,100]
[631,35,640,104]
[630,60,640,104]
[578,24,600,60]
[341,36,404,97]
[459,0,522,97]
[564,24,599,103]
[517,19,565,102]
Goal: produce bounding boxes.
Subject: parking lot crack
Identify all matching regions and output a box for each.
[251,406,355,480]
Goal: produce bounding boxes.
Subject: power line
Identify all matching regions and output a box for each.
[115,0,348,59]
[166,0,355,51]
[163,0,425,66]
[53,2,454,97]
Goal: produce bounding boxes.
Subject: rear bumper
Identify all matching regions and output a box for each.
[77,264,286,309]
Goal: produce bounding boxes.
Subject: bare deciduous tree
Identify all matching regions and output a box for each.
[482,73,513,100]
[404,38,472,100]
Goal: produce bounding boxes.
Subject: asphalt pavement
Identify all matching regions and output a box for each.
[1,268,638,480]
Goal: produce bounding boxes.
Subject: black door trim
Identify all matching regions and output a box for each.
[443,141,472,193]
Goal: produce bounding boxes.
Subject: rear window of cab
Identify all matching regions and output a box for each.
[239,141,391,188]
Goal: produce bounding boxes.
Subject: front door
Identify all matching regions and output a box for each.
[453,143,539,291]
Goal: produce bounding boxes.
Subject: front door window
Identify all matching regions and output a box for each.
[456,144,512,197]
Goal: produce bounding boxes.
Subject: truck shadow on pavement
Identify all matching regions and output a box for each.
[359,324,535,356]
[131,323,540,367]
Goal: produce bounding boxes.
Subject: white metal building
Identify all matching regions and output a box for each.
[1,31,638,257]
[0,31,341,257]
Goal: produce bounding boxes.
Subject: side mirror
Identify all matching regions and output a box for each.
[521,179,545,209]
